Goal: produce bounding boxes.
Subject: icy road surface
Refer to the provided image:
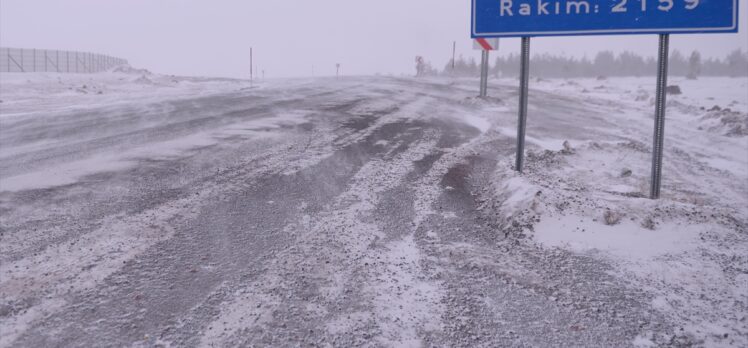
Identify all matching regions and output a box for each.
[1,73,747,347]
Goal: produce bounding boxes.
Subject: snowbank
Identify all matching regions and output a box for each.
[481,76,748,346]
[0,68,251,118]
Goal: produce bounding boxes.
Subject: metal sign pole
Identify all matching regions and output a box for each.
[480,50,490,98]
[480,50,489,97]
[515,37,531,173]
[650,34,670,199]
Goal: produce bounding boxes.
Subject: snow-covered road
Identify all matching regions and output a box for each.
[1,73,746,347]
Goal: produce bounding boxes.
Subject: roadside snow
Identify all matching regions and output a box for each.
[534,216,703,260]
[0,70,250,118]
[485,76,748,347]
[0,70,321,192]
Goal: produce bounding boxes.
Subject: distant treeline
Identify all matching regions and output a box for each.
[425,49,748,78]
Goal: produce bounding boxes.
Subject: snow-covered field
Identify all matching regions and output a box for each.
[0,69,746,347]
[0,67,252,118]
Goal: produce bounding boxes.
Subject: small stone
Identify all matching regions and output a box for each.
[665,85,682,95]
[561,141,574,154]
[642,217,656,230]
[604,210,621,226]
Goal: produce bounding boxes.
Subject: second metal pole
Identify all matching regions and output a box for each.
[650,34,670,199]
[480,50,489,97]
[516,37,531,173]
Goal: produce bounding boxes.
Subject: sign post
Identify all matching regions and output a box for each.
[472,0,739,198]
[480,50,489,97]
[651,34,669,199]
[516,37,530,173]
[474,38,499,98]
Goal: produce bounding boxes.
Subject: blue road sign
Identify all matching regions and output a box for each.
[472,0,739,37]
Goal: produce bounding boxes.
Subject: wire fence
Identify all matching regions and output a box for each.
[0,47,128,74]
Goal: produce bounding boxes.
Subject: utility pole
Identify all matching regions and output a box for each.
[336,63,341,79]
[250,47,253,86]
[452,41,456,72]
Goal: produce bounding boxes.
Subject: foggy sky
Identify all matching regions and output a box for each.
[1,0,747,78]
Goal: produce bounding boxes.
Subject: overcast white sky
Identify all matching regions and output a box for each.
[1,0,746,78]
